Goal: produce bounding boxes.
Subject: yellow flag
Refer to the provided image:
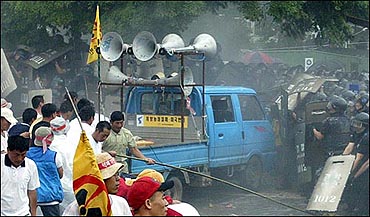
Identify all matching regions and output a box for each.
[87,5,102,64]
[73,131,112,216]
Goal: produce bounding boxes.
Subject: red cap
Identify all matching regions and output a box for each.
[127,176,174,210]
[117,177,130,198]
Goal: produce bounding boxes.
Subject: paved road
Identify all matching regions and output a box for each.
[182,183,311,216]
[181,174,357,216]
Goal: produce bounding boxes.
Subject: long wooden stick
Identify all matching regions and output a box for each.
[65,87,84,131]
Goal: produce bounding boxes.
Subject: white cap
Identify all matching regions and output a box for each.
[1,98,12,109]
[1,107,17,125]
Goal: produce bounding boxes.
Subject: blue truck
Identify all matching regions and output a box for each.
[123,84,277,199]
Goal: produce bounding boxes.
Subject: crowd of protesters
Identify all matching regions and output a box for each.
[1,91,199,216]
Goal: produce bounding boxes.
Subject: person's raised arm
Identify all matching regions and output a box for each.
[343,142,355,155]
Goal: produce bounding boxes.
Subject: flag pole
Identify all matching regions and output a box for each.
[65,87,84,132]
[97,41,102,122]
[97,4,102,122]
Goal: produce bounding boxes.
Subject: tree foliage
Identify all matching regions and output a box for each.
[1,1,368,52]
[237,1,369,46]
[1,1,211,51]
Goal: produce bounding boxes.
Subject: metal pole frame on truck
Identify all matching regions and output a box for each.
[96,53,207,142]
[94,30,224,202]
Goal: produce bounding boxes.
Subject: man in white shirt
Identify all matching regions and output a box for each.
[67,105,95,152]
[87,121,112,155]
[1,132,40,216]
[62,152,132,216]
[49,116,74,214]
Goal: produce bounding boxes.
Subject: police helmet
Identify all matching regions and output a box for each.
[326,95,347,113]
[312,92,328,102]
[351,112,369,129]
[339,79,349,88]
[356,94,369,107]
[341,90,356,101]
[14,49,28,60]
[334,86,344,96]
[357,90,368,98]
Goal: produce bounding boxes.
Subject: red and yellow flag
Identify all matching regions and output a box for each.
[73,131,112,216]
[87,5,102,64]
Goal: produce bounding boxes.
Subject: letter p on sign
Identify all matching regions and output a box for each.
[305,58,313,71]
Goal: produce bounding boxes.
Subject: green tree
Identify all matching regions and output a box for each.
[1,1,220,51]
[2,1,368,52]
[236,1,369,47]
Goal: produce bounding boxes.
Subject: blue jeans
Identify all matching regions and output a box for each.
[40,204,60,216]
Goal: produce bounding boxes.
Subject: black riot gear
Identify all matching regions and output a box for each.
[311,92,328,102]
[317,96,352,155]
[326,95,348,114]
[322,116,352,155]
[341,90,356,102]
[355,94,369,114]
[351,112,369,130]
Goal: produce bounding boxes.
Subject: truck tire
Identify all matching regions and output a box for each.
[166,175,183,201]
[243,156,263,190]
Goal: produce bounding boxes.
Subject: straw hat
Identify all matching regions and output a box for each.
[96,152,124,179]
[1,107,17,125]
[34,127,54,153]
[125,169,165,186]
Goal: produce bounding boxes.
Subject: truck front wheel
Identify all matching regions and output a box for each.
[242,156,263,190]
[165,175,183,201]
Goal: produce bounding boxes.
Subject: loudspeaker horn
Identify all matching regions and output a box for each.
[101,32,131,62]
[158,33,185,55]
[173,33,217,60]
[132,31,159,62]
[151,72,165,80]
[157,67,194,96]
[103,65,130,83]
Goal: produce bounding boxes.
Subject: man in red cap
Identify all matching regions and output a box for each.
[120,169,200,216]
[127,176,174,216]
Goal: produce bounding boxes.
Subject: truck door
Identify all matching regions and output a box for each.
[210,95,243,167]
[238,95,275,159]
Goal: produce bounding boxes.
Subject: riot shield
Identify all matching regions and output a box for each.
[305,101,329,125]
[306,155,355,212]
[295,121,311,185]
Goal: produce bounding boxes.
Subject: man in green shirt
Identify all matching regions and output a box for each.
[102,111,155,174]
